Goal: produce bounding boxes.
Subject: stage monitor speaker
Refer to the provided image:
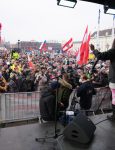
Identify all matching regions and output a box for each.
[63,113,96,144]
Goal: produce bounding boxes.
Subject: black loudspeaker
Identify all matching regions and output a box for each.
[63,113,96,144]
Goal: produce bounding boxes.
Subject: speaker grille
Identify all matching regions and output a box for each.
[63,113,96,143]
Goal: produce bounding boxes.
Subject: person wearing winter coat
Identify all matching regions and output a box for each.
[58,73,73,110]
[77,74,96,113]
[39,73,72,121]
[39,81,60,121]
[90,38,115,120]
[8,73,19,92]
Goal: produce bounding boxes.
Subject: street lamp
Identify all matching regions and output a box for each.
[18,40,20,50]
[104,5,115,15]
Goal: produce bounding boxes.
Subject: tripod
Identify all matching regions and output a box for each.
[35,83,64,150]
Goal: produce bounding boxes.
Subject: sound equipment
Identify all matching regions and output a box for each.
[63,113,96,144]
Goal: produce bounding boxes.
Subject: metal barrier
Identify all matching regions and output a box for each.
[0,91,40,123]
[91,87,112,112]
[0,87,112,123]
[68,87,112,114]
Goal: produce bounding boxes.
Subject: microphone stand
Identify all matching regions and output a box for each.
[35,77,63,150]
[91,58,99,74]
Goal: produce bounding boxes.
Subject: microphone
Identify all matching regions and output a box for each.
[91,58,99,74]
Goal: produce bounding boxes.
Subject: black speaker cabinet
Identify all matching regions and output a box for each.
[63,113,96,144]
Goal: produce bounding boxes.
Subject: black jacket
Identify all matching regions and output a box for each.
[39,87,56,121]
[94,49,115,83]
[77,81,96,110]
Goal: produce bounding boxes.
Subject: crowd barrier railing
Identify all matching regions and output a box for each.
[91,87,112,113]
[69,86,112,114]
[0,91,41,123]
[0,87,112,123]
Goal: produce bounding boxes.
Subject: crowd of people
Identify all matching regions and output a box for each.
[0,49,109,93]
[0,46,111,121]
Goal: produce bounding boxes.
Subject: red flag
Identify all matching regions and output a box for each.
[77,26,90,65]
[29,47,33,51]
[83,33,90,64]
[0,23,2,30]
[62,38,73,52]
[28,61,35,69]
[39,40,47,53]
[27,55,35,69]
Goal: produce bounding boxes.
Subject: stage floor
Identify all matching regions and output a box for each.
[0,113,115,150]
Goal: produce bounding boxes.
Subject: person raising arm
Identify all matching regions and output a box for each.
[90,39,115,121]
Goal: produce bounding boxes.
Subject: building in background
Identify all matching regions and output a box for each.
[73,28,115,52]
[91,28,115,52]
[15,41,62,53]
[1,28,115,54]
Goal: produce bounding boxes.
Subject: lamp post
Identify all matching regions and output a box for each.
[18,40,20,50]
[0,23,2,44]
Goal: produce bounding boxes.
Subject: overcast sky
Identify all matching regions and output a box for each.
[0,0,114,43]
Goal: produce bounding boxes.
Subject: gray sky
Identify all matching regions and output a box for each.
[0,0,114,43]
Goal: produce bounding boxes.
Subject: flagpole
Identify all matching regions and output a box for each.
[97,8,100,50]
[0,23,2,44]
[112,15,115,41]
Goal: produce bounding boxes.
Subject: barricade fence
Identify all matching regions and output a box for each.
[68,87,112,114]
[0,92,40,123]
[0,87,112,123]
[91,87,112,112]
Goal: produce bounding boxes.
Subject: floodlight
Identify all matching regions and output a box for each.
[104,5,115,15]
[57,0,77,8]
